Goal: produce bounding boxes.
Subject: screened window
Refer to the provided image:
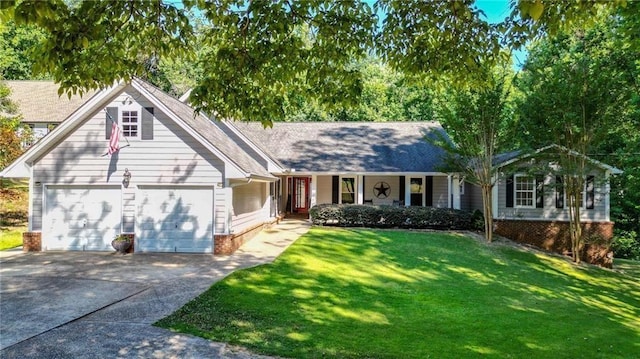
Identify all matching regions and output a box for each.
[515,175,535,208]
[341,177,355,204]
[121,110,138,137]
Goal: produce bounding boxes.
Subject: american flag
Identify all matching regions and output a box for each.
[107,121,120,155]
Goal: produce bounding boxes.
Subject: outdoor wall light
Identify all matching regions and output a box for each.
[123,168,132,188]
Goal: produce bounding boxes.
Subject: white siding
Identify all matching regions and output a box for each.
[432,176,448,208]
[365,176,401,205]
[495,173,610,222]
[231,181,270,232]
[31,87,225,231]
[316,175,333,204]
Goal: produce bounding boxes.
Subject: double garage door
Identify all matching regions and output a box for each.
[43,185,214,253]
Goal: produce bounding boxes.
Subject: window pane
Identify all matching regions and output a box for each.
[341,178,355,204]
[515,176,535,207]
[410,178,423,193]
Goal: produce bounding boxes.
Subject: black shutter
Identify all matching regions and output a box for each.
[105,107,118,139]
[556,176,564,208]
[332,176,339,204]
[586,175,595,209]
[399,176,405,204]
[141,107,154,140]
[425,176,433,207]
[506,174,514,208]
[362,176,366,203]
[536,175,544,208]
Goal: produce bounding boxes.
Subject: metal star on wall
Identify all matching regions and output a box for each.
[374,182,391,198]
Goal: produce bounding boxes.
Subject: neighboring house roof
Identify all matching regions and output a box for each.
[494,144,623,174]
[232,121,449,173]
[5,80,98,123]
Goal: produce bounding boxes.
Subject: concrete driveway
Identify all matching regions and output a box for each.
[0,219,309,358]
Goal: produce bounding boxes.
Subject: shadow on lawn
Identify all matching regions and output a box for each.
[159,228,640,358]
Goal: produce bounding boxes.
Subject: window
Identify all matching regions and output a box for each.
[410,177,423,206]
[515,175,535,208]
[121,110,139,137]
[556,176,595,209]
[341,177,355,204]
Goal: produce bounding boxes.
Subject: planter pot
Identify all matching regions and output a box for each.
[111,239,132,254]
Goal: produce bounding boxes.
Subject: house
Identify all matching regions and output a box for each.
[466,145,622,266]
[0,78,621,264]
[5,81,98,145]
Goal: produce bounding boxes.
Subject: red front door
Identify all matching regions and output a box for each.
[293,177,310,213]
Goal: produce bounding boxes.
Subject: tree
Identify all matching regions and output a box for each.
[3,0,624,125]
[515,16,637,263]
[0,82,32,170]
[0,20,48,80]
[432,65,515,242]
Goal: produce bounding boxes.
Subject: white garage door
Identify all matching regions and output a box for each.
[137,187,214,253]
[43,186,122,251]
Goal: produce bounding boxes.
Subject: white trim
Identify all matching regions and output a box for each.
[497,144,623,175]
[514,174,536,209]
[491,176,499,219]
[310,174,317,208]
[28,176,35,231]
[604,172,611,221]
[409,176,425,206]
[339,175,356,204]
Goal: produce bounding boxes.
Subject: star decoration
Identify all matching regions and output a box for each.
[374,182,391,198]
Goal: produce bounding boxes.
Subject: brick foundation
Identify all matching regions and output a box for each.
[22,232,42,252]
[494,220,614,267]
[214,220,277,255]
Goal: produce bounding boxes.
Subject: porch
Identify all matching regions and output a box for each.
[280,174,463,215]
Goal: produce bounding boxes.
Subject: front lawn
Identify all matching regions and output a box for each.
[157,228,640,359]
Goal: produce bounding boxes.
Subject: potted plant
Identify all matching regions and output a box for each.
[111,234,132,254]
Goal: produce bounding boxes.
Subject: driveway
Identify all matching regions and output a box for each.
[0,219,310,358]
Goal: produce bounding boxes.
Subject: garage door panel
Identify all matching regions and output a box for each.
[44,186,121,251]
[137,187,213,253]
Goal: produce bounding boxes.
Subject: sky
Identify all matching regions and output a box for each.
[475,0,528,67]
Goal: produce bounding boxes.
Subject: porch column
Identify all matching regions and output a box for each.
[404,176,411,206]
[310,175,318,209]
[452,175,461,210]
[447,175,452,208]
[492,175,499,219]
[604,171,611,221]
[357,175,364,204]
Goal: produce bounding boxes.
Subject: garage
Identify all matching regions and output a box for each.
[43,185,122,251]
[136,186,214,253]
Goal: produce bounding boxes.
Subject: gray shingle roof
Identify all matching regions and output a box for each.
[5,81,98,123]
[134,79,274,179]
[232,121,449,173]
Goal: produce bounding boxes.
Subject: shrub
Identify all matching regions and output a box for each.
[611,230,640,260]
[309,204,474,230]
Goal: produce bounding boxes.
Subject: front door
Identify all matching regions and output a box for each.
[293,177,310,213]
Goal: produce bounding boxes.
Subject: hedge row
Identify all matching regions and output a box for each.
[309,204,476,230]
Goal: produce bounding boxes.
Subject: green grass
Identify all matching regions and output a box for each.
[0,178,28,250]
[614,258,640,279]
[157,228,640,359]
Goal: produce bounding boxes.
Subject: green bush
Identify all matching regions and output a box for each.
[309,204,474,230]
[612,230,640,260]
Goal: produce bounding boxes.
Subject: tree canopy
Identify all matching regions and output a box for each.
[0,0,625,125]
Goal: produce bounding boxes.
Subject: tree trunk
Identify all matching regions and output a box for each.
[481,184,493,242]
[567,177,583,263]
